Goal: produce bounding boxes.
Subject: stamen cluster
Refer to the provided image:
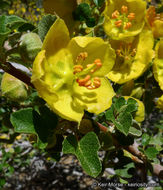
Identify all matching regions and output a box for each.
[73,52,102,90]
[111,5,135,30]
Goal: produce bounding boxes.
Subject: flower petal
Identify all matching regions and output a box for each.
[51,89,84,122]
[31,50,58,103]
[73,77,115,114]
[42,18,70,62]
[68,36,115,76]
[153,39,163,90]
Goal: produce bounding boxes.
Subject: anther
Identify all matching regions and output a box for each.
[77,75,91,86]
[124,22,132,29]
[121,5,128,14]
[73,65,83,74]
[84,80,92,87]
[112,10,120,19]
[128,13,135,21]
[76,52,88,63]
[115,20,122,27]
[94,59,102,68]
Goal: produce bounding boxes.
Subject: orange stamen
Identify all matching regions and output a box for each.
[112,10,120,19]
[128,13,135,21]
[73,65,83,74]
[77,75,91,86]
[76,52,88,62]
[121,5,128,14]
[84,80,92,87]
[115,20,122,27]
[124,22,132,29]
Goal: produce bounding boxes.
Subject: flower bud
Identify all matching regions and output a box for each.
[19,33,42,66]
[1,73,28,102]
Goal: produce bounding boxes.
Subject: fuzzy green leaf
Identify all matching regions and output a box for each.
[144,147,159,160]
[62,132,102,177]
[38,14,57,41]
[115,112,132,136]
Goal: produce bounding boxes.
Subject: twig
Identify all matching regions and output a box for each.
[96,122,163,179]
[0,61,34,88]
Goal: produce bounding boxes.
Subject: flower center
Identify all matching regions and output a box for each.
[111,5,135,30]
[116,42,136,63]
[73,52,102,90]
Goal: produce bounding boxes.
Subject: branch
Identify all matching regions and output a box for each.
[0,61,34,88]
[96,122,163,179]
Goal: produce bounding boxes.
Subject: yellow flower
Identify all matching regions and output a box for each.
[43,0,77,32]
[31,19,116,122]
[124,96,145,122]
[106,29,154,84]
[146,6,163,38]
[153,39,163,90]
[103,0,146,40]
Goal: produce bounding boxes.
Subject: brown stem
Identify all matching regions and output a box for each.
[0,62,34,88]
[96,122,163,179]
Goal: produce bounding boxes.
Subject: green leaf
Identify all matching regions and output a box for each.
[73,3,91,21]
[114,97,126,111]
[62,132,102,177]
[99,132,114,150]
[0,178,5,187]
[144,147,159,160]
[105,106,115,122]
[10,107,58,149]
[0,15,26,46]
[6,15,26,30]
[38,14,57,41]
[142,133,150,146]
[115,163,135,178]
[115,112,132,136]
[129,121,142,137]
[0,15,10,46]
[10,108,36,134]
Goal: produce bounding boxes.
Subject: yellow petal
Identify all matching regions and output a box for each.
[157,95,163,111]
[107,29,154,84]
[152,19,163,39]
[42,18,70,62]
[43,48,74,90]
[73,77,115,114]
[31,50,58,104]
[68,36,116,76]
[124,96,145,122]
[51,89,84,122]
[153,39,163,90]
[31,50,46,81]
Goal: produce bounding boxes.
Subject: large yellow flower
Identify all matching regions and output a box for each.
[106,29,154,84]
[103,0,146,40]
[31,19,116,122]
